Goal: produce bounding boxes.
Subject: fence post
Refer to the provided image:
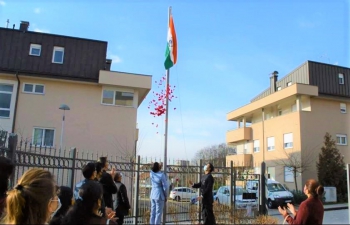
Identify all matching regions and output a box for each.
[8,133,17,186]
[229,161,234,224]
[197,159,202,224]
[133,155,140,225]
[69,148,77,190]
[259,162,267,215]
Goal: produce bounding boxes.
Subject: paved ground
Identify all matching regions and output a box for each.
[268,203,349,224]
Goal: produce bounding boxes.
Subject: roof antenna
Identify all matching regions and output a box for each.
[12,24,15,29]
[6,19,9,28]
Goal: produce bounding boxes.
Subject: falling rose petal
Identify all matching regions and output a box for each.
[174,108,176,110]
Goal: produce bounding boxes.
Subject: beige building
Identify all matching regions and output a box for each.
[0,22,151,158]
[226,61,350,190]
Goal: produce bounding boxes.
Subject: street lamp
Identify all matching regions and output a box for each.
[59,104,70,150]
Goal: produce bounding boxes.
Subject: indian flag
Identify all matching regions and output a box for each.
[164,14,177,70]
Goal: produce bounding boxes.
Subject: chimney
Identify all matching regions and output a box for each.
[19,21,30,32]
[270,71,278,93]
[105,59,112,71]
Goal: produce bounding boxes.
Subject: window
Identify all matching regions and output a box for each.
[336,134,347,145]
[29,44,41,56]
[32,128,55,147]
[284,167,294,182]
[0,84,13,118]
[339,73,344,84]
[267,167,276,180]
[23,83,45,94]
[287,81,292,86]
[278,110,282,116]
[244,143,248,153]
[52,46,64,64]
[291,103,297,112]
[253,140,260,152]
[340,103,346,113]
[102,89,134,107]
[267,137,275,151]
[283,133,293,149]
[277,86,281,91]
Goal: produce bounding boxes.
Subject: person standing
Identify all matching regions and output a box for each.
[149,162,168,225]
[98,157,117,210]
[189,163,216,225]
[113,172,131,225]
[0,156,14,218]
[278,179,324,224]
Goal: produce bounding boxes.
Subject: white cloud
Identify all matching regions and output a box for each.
[109,54,122,64]
[34,8,41,14]
[334,62,339,65]
[33,28,50,33]
[0,1,6,6]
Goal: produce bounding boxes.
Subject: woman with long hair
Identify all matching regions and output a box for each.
[278,179,324,224]
[1,168,60,224]
[61,181,117,225]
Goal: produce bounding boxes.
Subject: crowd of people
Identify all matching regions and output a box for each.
[0,154,326,225]
[0,156,130,225]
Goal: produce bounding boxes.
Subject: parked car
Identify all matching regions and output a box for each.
[215,186,258,209]
[190,189,218,205]
[266,179,293,209]
[170,187,197,201]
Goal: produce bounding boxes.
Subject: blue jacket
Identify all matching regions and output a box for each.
[150,171,168,200]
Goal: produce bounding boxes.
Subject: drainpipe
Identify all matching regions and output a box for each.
[11,72,20,133]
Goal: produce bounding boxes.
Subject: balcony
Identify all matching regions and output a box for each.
[226,154,253,167]
[226,127,252,143]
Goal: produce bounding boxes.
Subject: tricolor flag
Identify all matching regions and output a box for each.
[164,14,177,70]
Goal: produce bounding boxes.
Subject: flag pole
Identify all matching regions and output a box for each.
[162,6,171,225]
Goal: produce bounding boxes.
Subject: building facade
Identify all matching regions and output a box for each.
[226,61,350,190]
[0,21,152,159]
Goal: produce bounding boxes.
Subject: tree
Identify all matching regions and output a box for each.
[192,143,235,166]
[277,149,316,191]
[317,132,345,194]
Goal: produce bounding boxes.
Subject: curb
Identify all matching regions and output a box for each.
[324,206,348,211]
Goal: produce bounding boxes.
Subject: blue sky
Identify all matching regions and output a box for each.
[1,0,349,161]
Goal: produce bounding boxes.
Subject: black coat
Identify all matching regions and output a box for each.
[114,181,131,216]
[192,173,214,205]
[99,171,118,209]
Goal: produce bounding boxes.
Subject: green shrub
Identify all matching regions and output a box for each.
[291,190,307,204]
[337,193,348,203]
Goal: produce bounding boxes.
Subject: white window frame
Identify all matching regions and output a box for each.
[267,137,275,151]
[284,167,294,182]
[340,103,346,114]
[29,44,41,56]
[287,81,292,86]
[101,88,134,107]
[22,83,45,94]
[336,134,347,146]
[32,127,55,147]
[0,84,13,118]
[253,140,260,152]
[339,73,344,85]
[283,133,293,149]
[52,46,64,64]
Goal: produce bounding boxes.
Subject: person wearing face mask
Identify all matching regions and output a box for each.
[189,163,216,225]
[50,186,73,225]
[1,168,59,224]
[278,179,324,224]
[61,181,117,225]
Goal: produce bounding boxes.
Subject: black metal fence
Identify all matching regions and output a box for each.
[0,132,264,224]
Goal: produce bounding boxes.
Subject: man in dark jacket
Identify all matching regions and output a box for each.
[113,172,130,225]
[98,157,118,209]
[189,163,216,225]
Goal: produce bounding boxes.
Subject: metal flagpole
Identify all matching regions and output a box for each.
[162,6,171,225]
